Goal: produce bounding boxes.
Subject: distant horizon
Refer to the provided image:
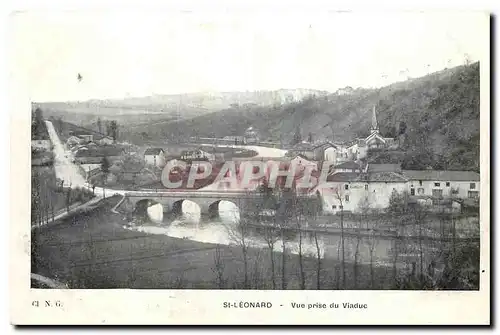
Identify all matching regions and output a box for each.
[33,61,477,105]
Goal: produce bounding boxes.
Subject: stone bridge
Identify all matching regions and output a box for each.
[121,190,265,217]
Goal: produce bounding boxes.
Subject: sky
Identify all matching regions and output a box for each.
[10,10,488,102]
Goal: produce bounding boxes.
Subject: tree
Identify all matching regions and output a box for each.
[292,194,306,290]
[66,186,72,213]
[334,188,346,288]
[97,118,102,134]
[226,197,253,289]
[384,125,397,138]
[398,121,407,135]
[110,120,119,141]
[292,127,302,145]
[57,117,64,134]
[314,232,322,289]
[212,244,226,289]
[262,224,279,289]
[101,157,110,198]
[307,132,313,143]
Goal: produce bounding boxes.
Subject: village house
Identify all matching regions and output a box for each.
[66,136,83,147]
[244,126,260,144]
[180,149,215,161]
[312,141,339,162]
[401,170,480,200]
[144,148,166,168]
[319,161,480,214]
[70,131,94,143]
[324,169,408,214]
[222,135,246,145]
[98,136,114,145]
[287,142,315,160]
[74,146,125,164]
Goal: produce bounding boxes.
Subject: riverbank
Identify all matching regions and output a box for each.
[32,196,396,289]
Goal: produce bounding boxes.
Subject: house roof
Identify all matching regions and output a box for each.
[71,131,93,137]
[75,146,123,158]
[180,149,212,157]
[357,172,408,182]
[67,136,81,142]
[402,170,480,181]
[312,141,337,150]
[327,172,361,182]
[365,133,386,144]
[366,164,402,173]
[334,161,360,169]
[291,154,314,161]
[144,148,164,155]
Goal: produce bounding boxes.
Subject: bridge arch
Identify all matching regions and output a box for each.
[212,200,240,223]
[134,199,163,223]
[171,199,202,220]
[208,200,222,219]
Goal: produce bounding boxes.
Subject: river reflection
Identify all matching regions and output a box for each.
[125,200,461,269]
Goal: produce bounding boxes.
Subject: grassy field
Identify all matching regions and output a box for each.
[32,196,398,290]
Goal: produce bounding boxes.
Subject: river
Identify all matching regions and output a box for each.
[124,200,457,269]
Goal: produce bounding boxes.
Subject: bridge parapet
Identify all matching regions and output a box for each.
[123,190,265,215]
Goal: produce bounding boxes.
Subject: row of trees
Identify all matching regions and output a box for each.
[31,168,95,227]
[96,118,119,141]
[208,188,479,290]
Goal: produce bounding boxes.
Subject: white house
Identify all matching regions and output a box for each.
[98,136,114,145]
[324,171,409,214]
[180,149,215,161]
[316,164,480,214]
[402,170,480,200]
[144,148,166,167]
[289,154,318,171]
[66,136,83,148]
[312,141,342,162]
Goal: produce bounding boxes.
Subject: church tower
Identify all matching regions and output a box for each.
[370,106,379,135]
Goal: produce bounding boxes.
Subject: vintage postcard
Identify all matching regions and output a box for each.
[10,8,490,325]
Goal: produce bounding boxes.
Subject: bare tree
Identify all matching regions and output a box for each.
[280,227,287,290]
[411,203,428,288]
[354,197,370,288]
[314,232,322,289]
[367,217,379,289]
[251,250,265,289]
[387,190,408,286]
[334,188,346,288]
[291,194,306,290]
[353,216,362,289]
[263,224,279,289]
[225,199,252,289]
[212,244,226,289]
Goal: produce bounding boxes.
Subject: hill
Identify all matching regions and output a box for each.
[36,89,327,130]
[126,63,479,171]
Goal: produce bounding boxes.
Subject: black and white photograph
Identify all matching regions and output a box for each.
[11,7,490,325]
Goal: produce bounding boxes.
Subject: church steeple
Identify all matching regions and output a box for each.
[371,105,379,134]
